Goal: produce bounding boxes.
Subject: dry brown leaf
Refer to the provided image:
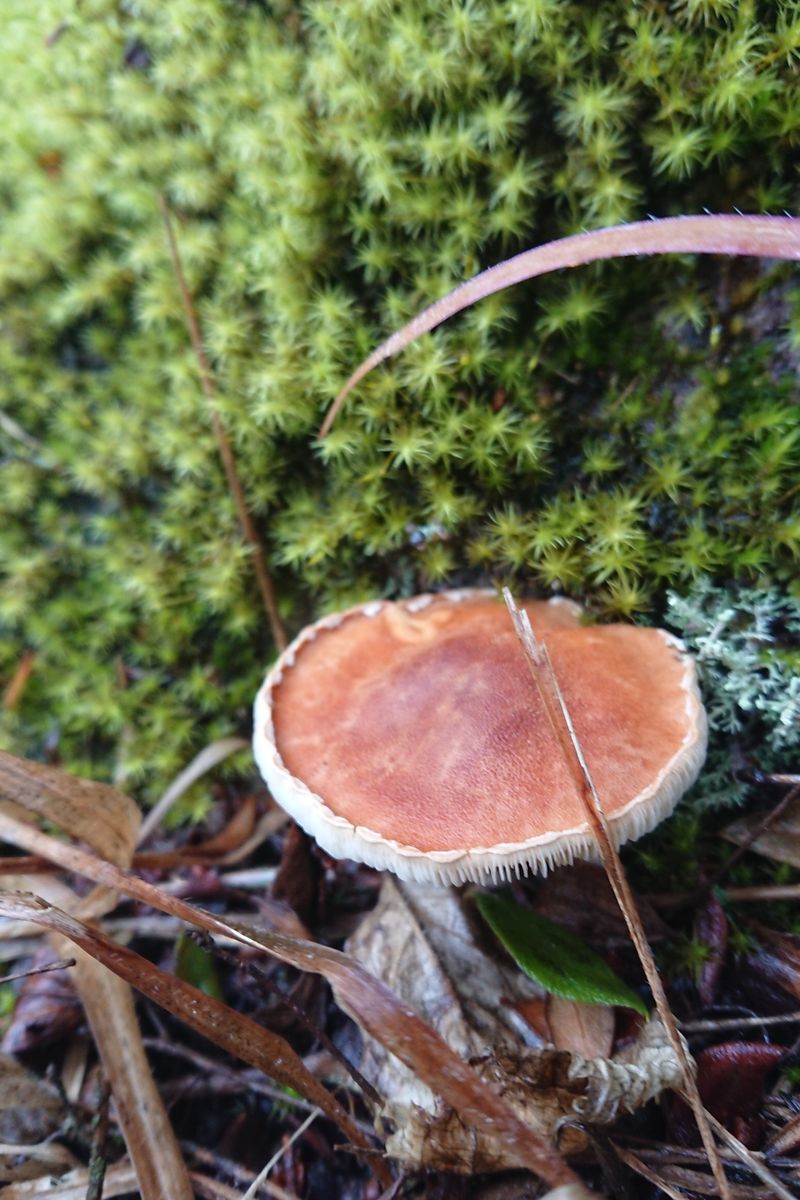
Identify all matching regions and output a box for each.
[0,1053,64,1144]
[345,879,681,1172]
[1,948,82,1055]
[724,794,800,869]
[534,863,669,946]
[545,995,614,1061]
[0,752,138,867]
[0,803,582,1191]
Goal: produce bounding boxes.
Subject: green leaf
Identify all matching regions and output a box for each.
[175,932,224,1001]
[475,892,649,1017]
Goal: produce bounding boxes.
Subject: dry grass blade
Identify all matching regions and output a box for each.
[502,589,732,1200]
[159,195,287,653]
[611,1145,689,1200]
[240,1108,320,1200]
[0,801,588,1193]
[0,891,384,1180]
[0,958,74,986]
[64,945,193,1199]
[137,735,249,844]
[320,214,800,436]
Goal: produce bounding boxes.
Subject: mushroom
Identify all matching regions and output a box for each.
[252,589,706,885]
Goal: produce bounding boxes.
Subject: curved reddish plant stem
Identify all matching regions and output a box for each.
[320,213,800,437]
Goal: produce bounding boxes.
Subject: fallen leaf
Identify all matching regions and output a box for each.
[740,926,800,1005]
[346,879,680,1171]
[545,995,614,1061]
[0,1052,64,1145]
[0,752,138,868]
[1,948,82,1054]
[671,1041,786,1149]
[724,793,800,869]
[476,891,648,1016]
[694,892,728,1008]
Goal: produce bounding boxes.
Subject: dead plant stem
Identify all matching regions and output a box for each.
[503,589,732,1200]
[158,195,287,653]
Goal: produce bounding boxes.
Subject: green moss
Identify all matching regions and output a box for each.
[0,0,798,804]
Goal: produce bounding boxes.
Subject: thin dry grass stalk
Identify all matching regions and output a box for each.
[137,735,250,845]
[159,195,287,653]
[0,958,75,986]
[240,1108,320,1200]
[502,589,732,1200]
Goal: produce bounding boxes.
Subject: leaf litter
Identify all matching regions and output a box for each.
[344,877,681,1171]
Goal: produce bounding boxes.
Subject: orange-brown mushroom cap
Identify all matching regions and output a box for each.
[252,589,706,885]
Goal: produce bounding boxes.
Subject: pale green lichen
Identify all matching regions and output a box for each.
[667,582,800,809]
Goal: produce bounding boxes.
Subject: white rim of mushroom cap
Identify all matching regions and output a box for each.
[253,589,707,886]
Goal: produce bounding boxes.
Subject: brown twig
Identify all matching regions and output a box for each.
[680,1009,800,1034]
[2,650,36,710]
[85,1076,112,1200]
[158,194,287,653]
[503,588,732,1200]
[0,956,75,985]
[648,883,800,906]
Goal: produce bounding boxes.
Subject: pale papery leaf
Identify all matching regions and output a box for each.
[320,214,800,436]
[724,792,800,870]
[545,995,615,1061]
